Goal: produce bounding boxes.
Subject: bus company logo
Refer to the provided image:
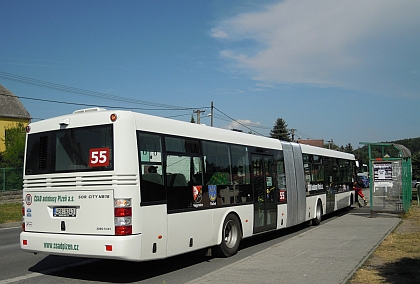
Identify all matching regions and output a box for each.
[208,185,217,204]
[192,186,202,204]
[25,194,32,206]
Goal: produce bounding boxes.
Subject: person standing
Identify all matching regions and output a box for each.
[353,181,368,206]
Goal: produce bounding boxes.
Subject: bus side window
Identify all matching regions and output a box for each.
[230,145,252,204]
[276,151,287,203]
[137,132,165,204]
[166,155,195,210]
[202,141,236,205]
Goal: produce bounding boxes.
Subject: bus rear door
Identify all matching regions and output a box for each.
[252,154,277,234]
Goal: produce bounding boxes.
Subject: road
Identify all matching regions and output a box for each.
[0,213,344,284]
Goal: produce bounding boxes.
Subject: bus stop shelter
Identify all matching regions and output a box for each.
[360,142,412,213]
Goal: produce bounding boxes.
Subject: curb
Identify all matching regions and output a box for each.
[0,221,21,229]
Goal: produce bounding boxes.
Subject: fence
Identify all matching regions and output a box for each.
[0,168,23,191]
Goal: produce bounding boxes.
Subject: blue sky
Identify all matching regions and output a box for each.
[1,0,419,148]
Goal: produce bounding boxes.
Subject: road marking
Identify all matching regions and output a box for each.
[0,259,96,284]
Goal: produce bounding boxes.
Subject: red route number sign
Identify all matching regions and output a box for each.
[279,190,287,203]
[89,148,110,167]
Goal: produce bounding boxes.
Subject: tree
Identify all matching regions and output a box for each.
[344,143,354,153]
[270,118,291,141]
[325,141,339,150]
[190,115,195,123]
[1,122,26,168]
[412,151,420,180]
[0,123,26,190]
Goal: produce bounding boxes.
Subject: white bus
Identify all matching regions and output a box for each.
[21,108,355,261]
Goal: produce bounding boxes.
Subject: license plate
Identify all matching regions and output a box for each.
[53,207,76,217]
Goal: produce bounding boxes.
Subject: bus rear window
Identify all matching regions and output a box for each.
[25,124,113,175]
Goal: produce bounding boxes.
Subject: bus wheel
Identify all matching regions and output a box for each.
[217,214,242,257]
[312,201,322,226]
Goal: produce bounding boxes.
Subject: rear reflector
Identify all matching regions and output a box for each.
[105,245,112,251]
[23,240,28,246]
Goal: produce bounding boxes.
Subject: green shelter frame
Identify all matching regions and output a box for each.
[359,142,412,213]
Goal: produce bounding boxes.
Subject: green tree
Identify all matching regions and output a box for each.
[344,143,354,153]
[1,122,26,168]
[190,115,195,123]
[270,118,291,141]
[412,151,420,180]
[324,141,339,150]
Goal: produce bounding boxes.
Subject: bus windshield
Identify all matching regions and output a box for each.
[25,124,113,175]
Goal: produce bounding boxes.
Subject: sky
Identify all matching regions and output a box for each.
[1,0,419,149]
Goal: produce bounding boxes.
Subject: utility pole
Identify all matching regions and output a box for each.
[193,109,205,124]
[210,101,214,127]
[289,128,296,141]
[327,139,334,149]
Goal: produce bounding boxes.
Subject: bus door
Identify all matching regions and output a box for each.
[252,154,277,234]
[324,157,335,214]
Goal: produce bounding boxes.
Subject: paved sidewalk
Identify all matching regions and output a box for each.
[187,207,400,284]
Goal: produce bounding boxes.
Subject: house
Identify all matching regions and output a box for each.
[0,84,31,152]
[297,138,325,148]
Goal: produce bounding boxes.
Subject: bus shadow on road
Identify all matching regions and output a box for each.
[27,208,353,283]
[28,251,214,283]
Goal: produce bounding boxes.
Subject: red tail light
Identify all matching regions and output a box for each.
[115,226,132,236]
[114,207,132,217]
[114,198,132,236]
[22,206,25,231]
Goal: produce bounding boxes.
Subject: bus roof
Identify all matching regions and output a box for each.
[29,108,354,160]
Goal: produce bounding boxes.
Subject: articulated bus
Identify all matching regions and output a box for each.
[21,108,356,261]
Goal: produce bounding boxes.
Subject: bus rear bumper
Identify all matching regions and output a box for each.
[20,231,143,261]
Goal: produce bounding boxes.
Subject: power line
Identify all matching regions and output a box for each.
[213,107,265,136]
[0,92,174,111]
[0,71,204,111]
[1,71,273,135]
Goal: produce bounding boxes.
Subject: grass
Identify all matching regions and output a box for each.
[0,202,22,224]
[349,204,420,283]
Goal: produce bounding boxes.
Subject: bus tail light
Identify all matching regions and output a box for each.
[114,207,132,217]
[22,205,25,232]
[114,198,132,236]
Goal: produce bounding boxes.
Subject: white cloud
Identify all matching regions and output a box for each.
[212,0,420,97]
[210,28,229,39]
[222,119,273,136]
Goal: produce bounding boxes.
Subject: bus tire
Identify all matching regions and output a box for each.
[216,214,242,257]
[312,200,322,226]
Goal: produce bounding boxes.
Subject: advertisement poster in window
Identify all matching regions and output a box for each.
[373,162,392,182]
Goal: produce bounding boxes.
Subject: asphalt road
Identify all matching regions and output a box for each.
[0,212,345,284]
